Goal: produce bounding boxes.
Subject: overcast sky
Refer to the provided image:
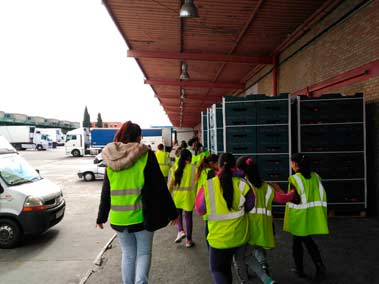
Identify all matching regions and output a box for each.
[0,0,172,128]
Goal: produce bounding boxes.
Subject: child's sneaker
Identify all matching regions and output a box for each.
[263,276,277,284]
[174,231,186,243]
[185,240,195,248]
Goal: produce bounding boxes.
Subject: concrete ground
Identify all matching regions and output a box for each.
[84,215,379,284]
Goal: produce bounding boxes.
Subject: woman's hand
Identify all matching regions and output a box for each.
[96,223,104,229]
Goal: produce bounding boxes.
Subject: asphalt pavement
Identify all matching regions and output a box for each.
[83,214,379,284]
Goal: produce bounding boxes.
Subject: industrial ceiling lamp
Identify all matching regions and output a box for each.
[180,62,190,80]
[179,0,199,18]
[180,88,186,100]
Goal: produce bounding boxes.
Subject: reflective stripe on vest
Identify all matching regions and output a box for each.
[111,189,142,196]
[207,179,246,221]
[288,175,327,210]
[111,202,142,211]
[247,181,273,217]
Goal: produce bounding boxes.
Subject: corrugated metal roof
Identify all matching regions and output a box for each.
[104,0,330,127]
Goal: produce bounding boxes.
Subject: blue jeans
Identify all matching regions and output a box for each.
[116,229,154,284]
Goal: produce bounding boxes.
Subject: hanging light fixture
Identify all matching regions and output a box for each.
[180,88,186,100]
[179,0,199,18]
[180,62,190,80]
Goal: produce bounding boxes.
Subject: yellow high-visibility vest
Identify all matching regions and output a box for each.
[108,152,148,226]
[204,177,249,249]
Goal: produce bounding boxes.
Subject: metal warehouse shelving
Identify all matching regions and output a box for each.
[209,103,224,154]
[201,111,209,151]
[297,93,366,211]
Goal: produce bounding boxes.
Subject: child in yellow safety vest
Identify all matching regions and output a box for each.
[168,149,196,248]
[155,143,170,181]
[195,153,255,284]
[284,153,328,280]
[194,154,218,248]
[234,156,297,284]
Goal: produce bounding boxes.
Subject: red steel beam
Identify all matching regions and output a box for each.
[291,60,379,97]
[156,93,223,99]
[145,80,245,89]
[128,50,272,64]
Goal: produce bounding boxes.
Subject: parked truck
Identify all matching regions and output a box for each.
[65,127,172,157]
[0,125,51,151]
[35,128,65,148]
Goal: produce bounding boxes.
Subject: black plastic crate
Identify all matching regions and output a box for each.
[257,126,289,153]
[323,179,365,204]
[257,100,289,124]
[224,101,257,126]
[300,99,363,124]
[256,155,290,181]
[227,142,256,154]
[309,153,364,179]
[225,127,257,142]
[254,93,289,101]
[301,124,364,152]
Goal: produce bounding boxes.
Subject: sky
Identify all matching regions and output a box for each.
[0,0,172,128]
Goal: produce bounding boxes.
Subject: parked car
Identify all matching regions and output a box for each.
[77,156,106,181]
[0,135,65,248]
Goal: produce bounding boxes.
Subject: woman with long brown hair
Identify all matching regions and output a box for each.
[96,121,178,284]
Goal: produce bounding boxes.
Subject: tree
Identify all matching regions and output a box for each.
[82,106,91,128]
[96,113,103,128]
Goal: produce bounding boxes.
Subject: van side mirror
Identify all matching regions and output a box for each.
[0,183,4,194]
[36,169,40,174]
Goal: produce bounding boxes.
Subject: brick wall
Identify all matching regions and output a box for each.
[247,0,379,98]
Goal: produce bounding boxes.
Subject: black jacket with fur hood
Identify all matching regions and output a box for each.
[96,142,178,232]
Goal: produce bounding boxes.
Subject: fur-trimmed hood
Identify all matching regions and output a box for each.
[101,142,149,171]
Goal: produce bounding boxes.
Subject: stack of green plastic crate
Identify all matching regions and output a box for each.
[298,93,366,212]
[223,94,291,210]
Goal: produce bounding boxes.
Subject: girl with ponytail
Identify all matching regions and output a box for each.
[195,152,254,284]
[195,154,218,190]
[284,153,328,280]
[194,154,219,247]
[235,156,297,284]
[168,149,197,248]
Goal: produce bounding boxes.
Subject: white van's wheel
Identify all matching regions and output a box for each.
[72,149,81,157]
[0,219,21,249]
[83,172,95,181]
[36,144,43,151]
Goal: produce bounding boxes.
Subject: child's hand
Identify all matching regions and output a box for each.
[270,182,285,193]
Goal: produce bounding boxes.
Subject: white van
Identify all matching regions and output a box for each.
[0,136,65,248]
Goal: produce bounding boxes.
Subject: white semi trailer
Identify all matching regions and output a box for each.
[0,125,51,150]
